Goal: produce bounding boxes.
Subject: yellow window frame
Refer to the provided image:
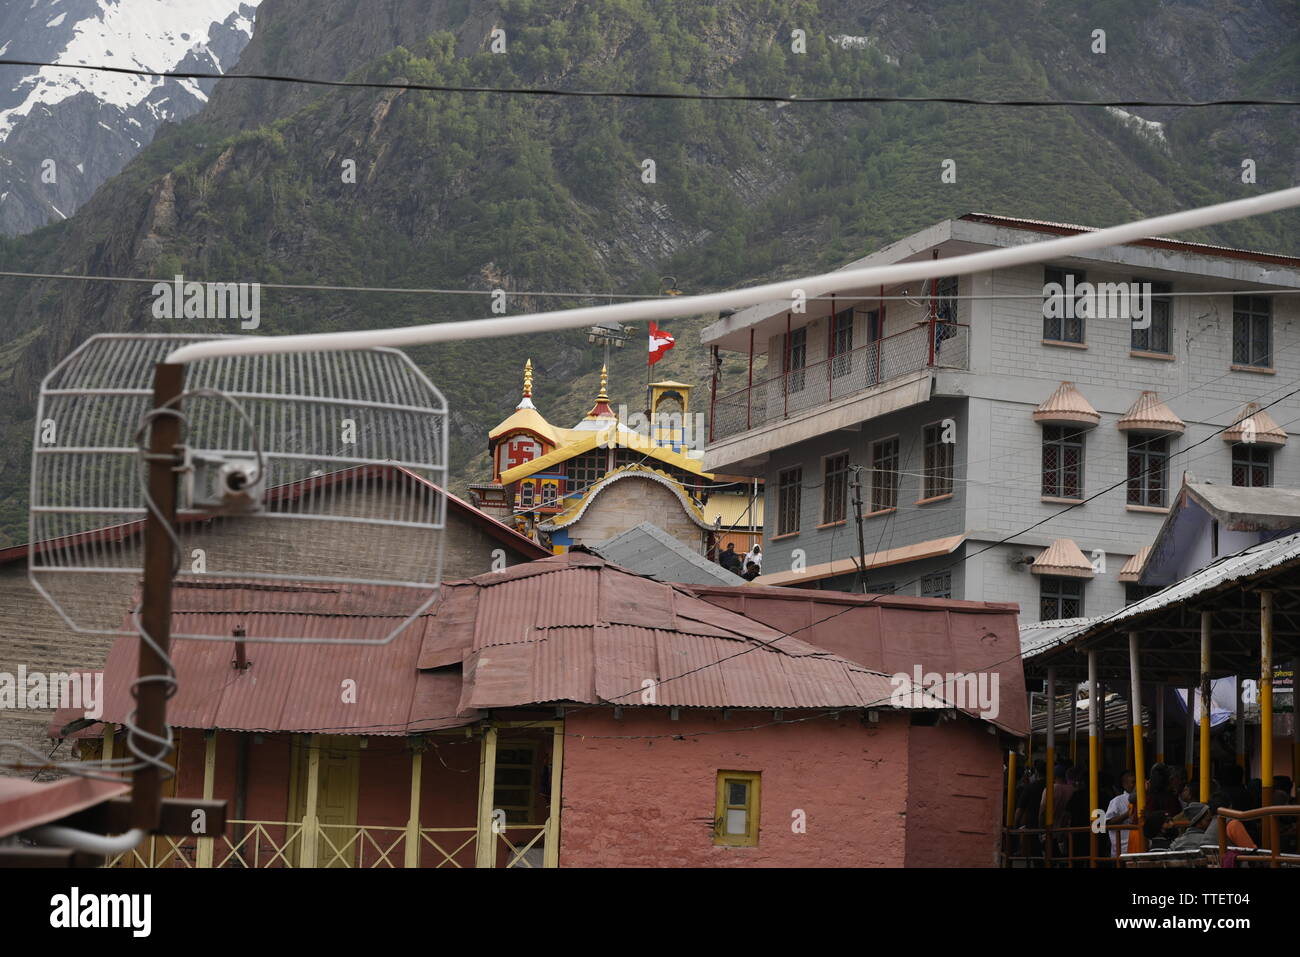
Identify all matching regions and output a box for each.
[713,770,761,847]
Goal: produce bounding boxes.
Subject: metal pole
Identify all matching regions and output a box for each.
[1088,650,1100,868]
[133,361,184,830]
[1128,632,1147,852]
[1235,674,1245,769]
[1156,683,1165,764]
[746,330,754,431]
[1184,682,1195,784]
[828,294,836,401]
[1199,611,1212,802]
[1260,590,1275,853]
[850,468,867,593]
[1045,668,1056,832]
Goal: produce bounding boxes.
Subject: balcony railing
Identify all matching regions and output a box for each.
[710,321,969,444]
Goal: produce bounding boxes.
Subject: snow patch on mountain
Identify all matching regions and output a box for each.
[0,0,259,140]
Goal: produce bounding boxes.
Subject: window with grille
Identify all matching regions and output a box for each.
[822,453,850,524]
[1232,444,1272,487]
[923,423,954,499]
[568,450,607,492]
[1130,281,1172,354]
[1232,296,1271,368]
[1041,426,1085,499]
[1043,267,1086,344]
[1126,434,1168,507]
[540,482,557,506]
[777,467,802,535]
[831,308,854,378]
[870,438,899,511]
[934,275,958,323]
[519,482,535,509]
[783,327,807,393]
[1040,577,1084,620]
[920,571,952,599]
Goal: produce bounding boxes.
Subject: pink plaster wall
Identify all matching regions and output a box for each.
[903,719,1003,867]
[558,709,911,867]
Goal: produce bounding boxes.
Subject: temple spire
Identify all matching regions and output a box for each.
[523,359,533,399]
[597,364,609,401]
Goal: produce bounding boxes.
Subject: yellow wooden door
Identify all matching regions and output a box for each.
[291,735,360,867]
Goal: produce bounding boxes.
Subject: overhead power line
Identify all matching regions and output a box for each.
[1,59,1298,107]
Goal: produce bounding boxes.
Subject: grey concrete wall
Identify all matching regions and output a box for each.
[564,477,707,553]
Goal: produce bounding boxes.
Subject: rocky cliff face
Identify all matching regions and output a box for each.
[0,0,1295,544]
[0,0,260,235]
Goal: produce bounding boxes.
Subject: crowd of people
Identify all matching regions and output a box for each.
[717,542,762,581]
[1011,758,1297,865]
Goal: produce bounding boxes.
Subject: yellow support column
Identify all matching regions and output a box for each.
[1045,669,1056,834]
[1199,612,1212,802]
[1128,632,1147,854]
[543,722,564,869]
[1088,650,1100,868]
[300,733,321,868]
[405,745,423,868]
[102,724,115,769]
[475,726,499,869]
[196,731,217,868]
[1260,591,1275,852]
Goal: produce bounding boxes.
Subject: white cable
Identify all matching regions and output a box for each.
[25,825,146,856]
[166,187,1300,365]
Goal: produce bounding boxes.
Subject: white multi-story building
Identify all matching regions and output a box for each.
[701,214,1300,622]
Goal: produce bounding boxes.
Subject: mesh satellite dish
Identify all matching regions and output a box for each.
[30,334,447,645]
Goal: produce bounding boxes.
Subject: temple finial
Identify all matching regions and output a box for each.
[597,364,609,401]
[523,359,533,398]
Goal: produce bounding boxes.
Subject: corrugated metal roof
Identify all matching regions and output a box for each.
[433,553,962,717]
[588,523,747,586]
[0,776,130,838]
[1022,530,1300,659]
[79,582,479,735]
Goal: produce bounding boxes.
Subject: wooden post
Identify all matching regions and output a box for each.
[102,724,115,770]
[1088,650,1100,867]
[1199,611,1212,802]
[405,746,423,868]
[1070,681,1079,765]
[133,362,184,830]
[1260,590,1275,853]
[196,731,217,868]
[543,722,564,869]
[1004,749,1017,829]
[1293,656,1299,801]
[1128,632,1147,852]
[475,726,499,869]
[300,734,321,868]
[1184,683,1195,785]
[1045,669,1056,832]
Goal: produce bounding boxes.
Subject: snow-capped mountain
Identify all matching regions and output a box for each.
[0,0,260,235]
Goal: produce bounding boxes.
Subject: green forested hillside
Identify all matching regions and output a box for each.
[0,0,1296,544]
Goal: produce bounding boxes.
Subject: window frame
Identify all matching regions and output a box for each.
[1040,576,1084,620]
[493,743,538,825]
[783,326,808,394]
[1231,443,1272,488]
[1041,425,1086,500]
[776,466,803,536]
[869,436,900,512]
[713,770,761,847]
[821,451,850,525]
[1130,280,1172,355]
[568,449,608,493]
[920,570,952,599]
[1126,433,1169,508]
[922,421,955,500]
[1043,266,1087,344]
[1232,295,1272,369]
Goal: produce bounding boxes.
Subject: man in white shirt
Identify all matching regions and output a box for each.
[1106,769,1137,857]
[742,544,762,581]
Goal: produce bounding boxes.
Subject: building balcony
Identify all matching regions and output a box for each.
[705,321,969,472]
